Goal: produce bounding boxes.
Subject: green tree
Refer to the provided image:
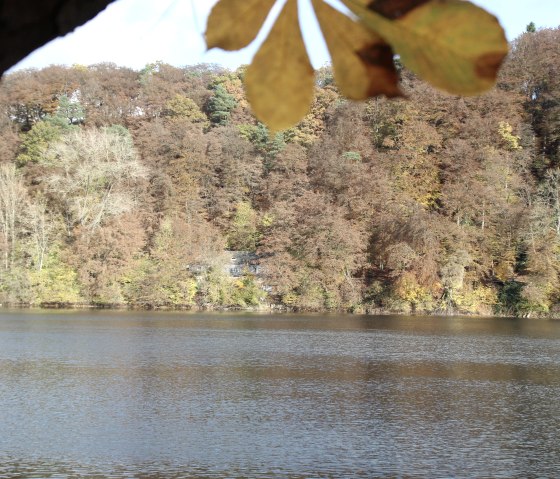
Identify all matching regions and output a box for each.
[526,22,536,33]
[16,115,75,165]
[238,122,286,170]
[206,84,237,125]
[56,94,85,125]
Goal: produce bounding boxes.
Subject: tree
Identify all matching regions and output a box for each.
[127,216,225,307]
[440,250,471,304]
[540,168,560,235]
[206,84,237,126]
[70,213,146,303]
[1,70,52,130]
[260,191,364,310]
[27,196,58,271]
[238,122,286,169]
[163,94,208,125]
[203,125,261,225]
[56,94,85,125]
[0,164,27,270]
[0,30,558,315]
[16,114,76,165]
[28,248,82,305]
[47,126,148,234]
[526,22,537,33]
[227,201,259,252]
[258,142,309,208]
[503,28,560,169]
[79,63,140,125]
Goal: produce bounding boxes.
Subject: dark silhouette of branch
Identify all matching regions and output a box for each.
[1,0,117,75]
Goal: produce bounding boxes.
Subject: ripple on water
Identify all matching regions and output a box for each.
[0,311,559,478]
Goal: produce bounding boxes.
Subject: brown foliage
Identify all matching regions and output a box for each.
[0,29,558,313]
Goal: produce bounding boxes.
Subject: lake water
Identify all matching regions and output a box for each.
[0,310,559,478]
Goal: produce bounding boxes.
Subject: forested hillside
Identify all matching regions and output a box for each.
[0,28,558,315]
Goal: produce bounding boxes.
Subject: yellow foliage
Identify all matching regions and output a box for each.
[454,285,498,314]
[214,73,249,109]
[165,94,208,124]
[343,0,507,95]
[394,271,432,305]
[285,88,339,146]
[205,0,276,51]
[71,64,88,72]
[181,279,198,305]
[494,257,515,282]
[29,255,82,305]
[261,213,274,228]
[393,155,441,208]
[206,0,507,129]
[498,121,522,150]
[311,0,402,100]
[244,0,315,131]
[282,292,299,305]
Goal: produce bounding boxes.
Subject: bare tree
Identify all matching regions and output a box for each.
[541,168,560,235]
[0,164,27,269]
[47,127,148,235]
[27,197,57,271]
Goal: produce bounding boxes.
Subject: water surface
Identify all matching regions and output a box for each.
[1,310,559,478]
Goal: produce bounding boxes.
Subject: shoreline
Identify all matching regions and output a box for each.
[0,301,554,319]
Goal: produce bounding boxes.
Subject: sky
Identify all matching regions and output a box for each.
[9,0,560,72]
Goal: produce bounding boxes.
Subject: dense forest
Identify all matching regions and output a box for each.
[0,28,558,316]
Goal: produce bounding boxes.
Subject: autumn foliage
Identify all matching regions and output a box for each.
[0,27,558,315]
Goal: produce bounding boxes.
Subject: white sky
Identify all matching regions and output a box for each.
[9,0,560,72]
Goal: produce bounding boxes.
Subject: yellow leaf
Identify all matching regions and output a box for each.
[245,0,315,131]
[341,0,508,95]
[206,0,276,51]
[312,0,402,100]
[367,0,432,20]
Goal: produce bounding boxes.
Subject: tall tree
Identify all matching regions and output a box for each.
[47,126,148,234]
[0,164,27,269]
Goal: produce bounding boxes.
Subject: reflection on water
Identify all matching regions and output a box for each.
[1,311,559,478]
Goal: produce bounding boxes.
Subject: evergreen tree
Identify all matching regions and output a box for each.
[206,84,237,125]
[56,95,85,125]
